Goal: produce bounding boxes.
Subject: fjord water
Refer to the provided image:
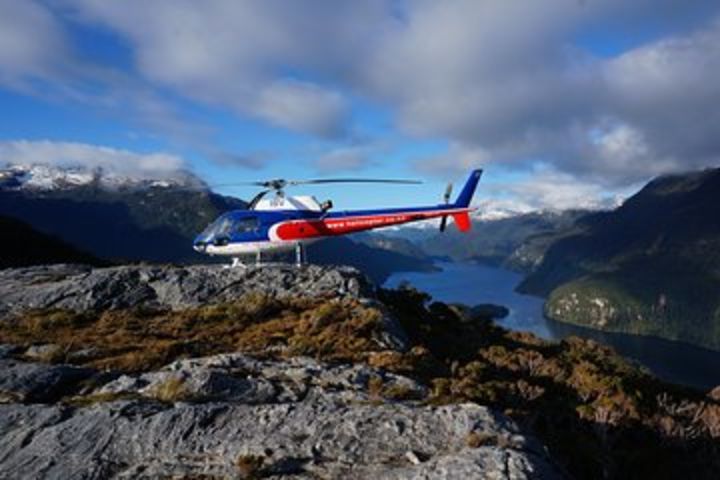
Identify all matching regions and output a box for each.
[384,261,720,391]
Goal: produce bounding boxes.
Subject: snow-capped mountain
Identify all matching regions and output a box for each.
[377,199,539,239]
[0,164,205,191]
[0,164,244,264]
[473,199,535,221]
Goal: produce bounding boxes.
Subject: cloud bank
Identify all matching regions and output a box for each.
[0,140,185,179]
[2,0,720,208]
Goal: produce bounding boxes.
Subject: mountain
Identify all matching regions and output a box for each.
[0,164,434,282]
[0,215,104,268]
[310,236,434,283]
[0,164,244,264]
[504,213,598,272]
[0,164,200,191]
[419,210,589,268]
[519,167,720,351]
[350,231,429,260]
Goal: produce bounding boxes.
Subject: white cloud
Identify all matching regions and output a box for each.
[0,140,185,179]
[252,80,347,137]
[483,169,635,212]
[0,0,261,169]
[314,145,376,172]
[370,1,720,187]
[601,20,720,171]
[4,0,720,207]
[414,143,491,179]
[0,0,75,91]
[64,0,375,138]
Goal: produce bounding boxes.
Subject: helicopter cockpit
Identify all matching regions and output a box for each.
[193,213,260,249]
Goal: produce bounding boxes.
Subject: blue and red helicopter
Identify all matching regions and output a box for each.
[193,169,482,266]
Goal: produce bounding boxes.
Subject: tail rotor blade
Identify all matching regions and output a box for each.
[443,183,453,204]
[440,216,449,232]
[439,182,453,232]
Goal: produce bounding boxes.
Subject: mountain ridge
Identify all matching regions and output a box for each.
[518,167,720,351]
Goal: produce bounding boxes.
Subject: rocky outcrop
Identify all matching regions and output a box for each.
[0,354,561,479]
[0,263,373,314]
[0,358,95,403]
[0,263,563,478]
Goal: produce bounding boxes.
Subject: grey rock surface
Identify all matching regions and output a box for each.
[0,358,94,403]
[0,264,561,478]
[97,353,428,404]
[0,354,562,479]
[0,263,373,314]
[0,263,409,352]
[0,344,20,359]
[24,343,63,361]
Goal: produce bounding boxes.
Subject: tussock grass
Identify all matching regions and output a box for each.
[148,375,192,403]
[235,454,266,479]
[0,295,385,372]
[64,392,142,407]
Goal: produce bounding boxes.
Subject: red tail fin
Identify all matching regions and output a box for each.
[452,212,471,232]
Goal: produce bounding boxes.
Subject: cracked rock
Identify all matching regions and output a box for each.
[0,354,561,479]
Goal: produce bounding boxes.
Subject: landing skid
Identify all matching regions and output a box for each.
[223,245,308,268]
[224,257,247,269]
[295,242,307,267]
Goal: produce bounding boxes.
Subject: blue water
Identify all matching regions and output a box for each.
[384,262,720,391]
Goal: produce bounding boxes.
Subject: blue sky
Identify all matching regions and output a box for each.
[1,0,719,210]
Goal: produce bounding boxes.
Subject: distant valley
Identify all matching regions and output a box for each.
[519,167,720,351]
[380,167,720,353]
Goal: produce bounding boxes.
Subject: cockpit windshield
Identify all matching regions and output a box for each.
[198,214,258,240]
[199,214,232,239]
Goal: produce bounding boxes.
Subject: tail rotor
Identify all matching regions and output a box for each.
[439,182,453,232]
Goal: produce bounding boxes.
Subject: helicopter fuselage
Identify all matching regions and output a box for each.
[193,169,482,257]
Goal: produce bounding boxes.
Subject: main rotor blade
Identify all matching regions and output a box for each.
[210,181,272,188]
[204,178,421,191]
[289,178,422,186]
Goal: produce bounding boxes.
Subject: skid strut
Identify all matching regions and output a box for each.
[295,242,306,266]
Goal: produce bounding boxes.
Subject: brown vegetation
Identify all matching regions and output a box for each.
[0,293,386,372]
[376,287,720,480]
[235,454,266,479]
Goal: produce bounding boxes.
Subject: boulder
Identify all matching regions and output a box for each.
[0,263,374,314]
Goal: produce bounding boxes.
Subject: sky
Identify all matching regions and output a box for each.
[1,0,719,210]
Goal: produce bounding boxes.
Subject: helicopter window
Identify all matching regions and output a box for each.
[232,217,259,234]
[200,215,233,238]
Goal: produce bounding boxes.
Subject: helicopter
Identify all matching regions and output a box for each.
[193,169,483,267]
